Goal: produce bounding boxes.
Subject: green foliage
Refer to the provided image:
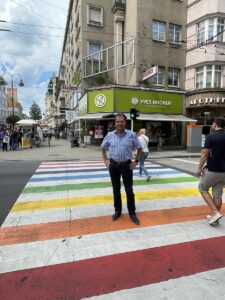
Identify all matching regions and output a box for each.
[29,101,42,120]
[6,115,20,125]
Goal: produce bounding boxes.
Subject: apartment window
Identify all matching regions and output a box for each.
[152,20,165,42]
[217,18,225,42]
[215,66,222,87]
[88,42,102,60]
[197,18,224,45]
[195,65,222,89]
[168,68,180,87]
[169,24,181,44]
[151,66,165,85]
[87,5,103,26]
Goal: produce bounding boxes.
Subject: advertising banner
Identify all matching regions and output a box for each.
[95,125,103,138]
[115,89,183,114]
[88,90,114,113]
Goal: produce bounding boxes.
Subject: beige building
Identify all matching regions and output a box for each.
[56,0,191,147]
[186,0,225,125]
[45,76,59,129]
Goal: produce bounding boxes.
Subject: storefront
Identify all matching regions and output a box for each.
[186,91,225,125]
[76,87,196,148]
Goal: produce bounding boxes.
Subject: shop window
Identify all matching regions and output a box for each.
[152,20,166,42]
[168,68,180,87]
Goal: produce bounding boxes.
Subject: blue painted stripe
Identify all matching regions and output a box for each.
[30,170,180,182]
[35,166,163,175]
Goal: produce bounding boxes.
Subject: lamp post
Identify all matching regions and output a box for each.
[1,72,24,129]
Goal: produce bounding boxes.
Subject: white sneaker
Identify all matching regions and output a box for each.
[207,215,220,225]
[209,213,223,225]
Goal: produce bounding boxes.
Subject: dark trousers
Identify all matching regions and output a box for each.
[2,143,8,151]
[109,161,136,214]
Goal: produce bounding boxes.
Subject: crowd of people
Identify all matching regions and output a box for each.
[0,127,35,151]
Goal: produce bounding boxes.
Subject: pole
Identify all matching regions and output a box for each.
[131,119,133,131]
[11,77,14,130]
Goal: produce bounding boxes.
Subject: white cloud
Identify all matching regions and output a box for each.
[0,0,69,115]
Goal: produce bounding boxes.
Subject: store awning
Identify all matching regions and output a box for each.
[137,114,197,122]
[77,113,116,120]
[77,113,197,122]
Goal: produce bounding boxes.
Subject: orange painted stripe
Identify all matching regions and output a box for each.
[0,205,224,246]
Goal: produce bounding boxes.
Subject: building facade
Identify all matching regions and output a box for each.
[186,0,225,125]
[56,0,194,147]
[45,76,59,130]
[0,80,7,125]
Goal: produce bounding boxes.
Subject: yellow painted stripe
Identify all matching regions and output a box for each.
[12,187,200,213]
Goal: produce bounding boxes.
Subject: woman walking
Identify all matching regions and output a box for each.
[138,128,151,181]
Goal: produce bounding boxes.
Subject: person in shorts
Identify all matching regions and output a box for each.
[197,117,225,225]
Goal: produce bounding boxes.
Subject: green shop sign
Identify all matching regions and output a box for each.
[115,89,183,114]
[88,90,114,112]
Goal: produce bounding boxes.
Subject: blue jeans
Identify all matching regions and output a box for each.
[139,152,149,176]
[109,160,136,214]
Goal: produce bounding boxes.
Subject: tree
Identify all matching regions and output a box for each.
[6,115,20,126]
[29,101,42,120]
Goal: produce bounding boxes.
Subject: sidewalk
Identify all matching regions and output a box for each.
[0,138,201,161]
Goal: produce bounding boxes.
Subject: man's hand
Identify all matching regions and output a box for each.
[196,167,202,177]
[104,159,110,168]
[129,160,138,170]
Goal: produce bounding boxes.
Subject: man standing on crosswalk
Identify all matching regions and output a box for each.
[197,117,225,225]
[101,113,142,225]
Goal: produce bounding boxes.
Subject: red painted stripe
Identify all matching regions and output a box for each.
[1,236,225,300]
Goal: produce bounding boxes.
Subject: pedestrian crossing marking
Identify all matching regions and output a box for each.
[0,160,225,299]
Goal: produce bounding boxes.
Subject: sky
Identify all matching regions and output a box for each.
[0,0,70,116]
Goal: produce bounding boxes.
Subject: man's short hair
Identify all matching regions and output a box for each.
[115,113,127,121]
[214,118,225,129]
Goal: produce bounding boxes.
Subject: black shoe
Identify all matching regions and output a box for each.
[112,211,121,221]
[130,213,140,225]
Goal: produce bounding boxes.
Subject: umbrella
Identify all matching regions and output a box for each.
[16,119,38,126]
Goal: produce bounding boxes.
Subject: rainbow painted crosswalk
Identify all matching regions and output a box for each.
[0,161,225,299]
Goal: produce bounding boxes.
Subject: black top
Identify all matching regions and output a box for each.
[204,129,225,172]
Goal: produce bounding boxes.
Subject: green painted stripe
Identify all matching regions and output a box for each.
[22,176,198,194]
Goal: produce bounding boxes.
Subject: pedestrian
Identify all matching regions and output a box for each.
[27,129,34,149]
[196,117,225,225]
[18,129,23,148]
[138,128,151,181]
[2,130,9,151]
[156,127,163,150]
[101,113,142,225]
[11,129,18,151]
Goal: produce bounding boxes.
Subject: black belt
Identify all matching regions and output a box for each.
[110,158,131,165]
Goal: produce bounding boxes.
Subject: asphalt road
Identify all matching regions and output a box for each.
[0,160,40,226]
[150,157,199,177]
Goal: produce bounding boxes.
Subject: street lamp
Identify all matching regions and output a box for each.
[1,72,24,129]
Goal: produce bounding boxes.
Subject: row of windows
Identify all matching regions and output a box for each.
[195,65,222,89]
[197,17,224,45]
[150,67,180,87]
[87,6,182,45]
[152,21,181,44]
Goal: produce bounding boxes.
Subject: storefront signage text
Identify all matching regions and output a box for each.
[190,98,225,106]
[139,99,171,106]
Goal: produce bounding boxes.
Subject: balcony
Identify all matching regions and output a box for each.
[112,0,126,13]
